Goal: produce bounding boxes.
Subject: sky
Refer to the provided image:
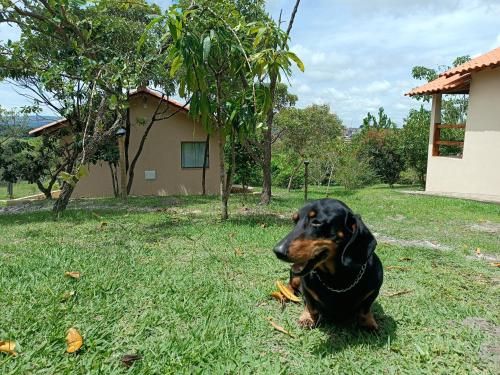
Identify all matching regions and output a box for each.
[1,0,499,127]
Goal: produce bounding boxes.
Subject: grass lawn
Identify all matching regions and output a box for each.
[0,181,41,200]
[0,186,499,373]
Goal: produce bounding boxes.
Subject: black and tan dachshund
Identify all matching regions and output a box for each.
[273,198,383,330]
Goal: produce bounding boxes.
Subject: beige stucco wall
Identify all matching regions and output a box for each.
[74,95,220,197]
[425,67,500,197]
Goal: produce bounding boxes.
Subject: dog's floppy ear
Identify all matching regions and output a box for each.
[341,212,377,267]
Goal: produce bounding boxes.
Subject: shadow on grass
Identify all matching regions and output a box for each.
[311,302,397,354]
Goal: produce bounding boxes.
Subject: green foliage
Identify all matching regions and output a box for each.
[231,141,262,188]
[399,168,422,186]
[271,153,303,189]
[329,141,375,190]
[400,106,430,185]
[0,106,31,138]
[361,107,396,130]
[273,104,343,188]
[355,109,404,187]
[157,0,302,218]
[0,133,66,196]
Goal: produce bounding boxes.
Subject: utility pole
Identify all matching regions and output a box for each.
[304,160,309,201]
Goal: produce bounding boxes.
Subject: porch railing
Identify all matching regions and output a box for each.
[432,123,466,156]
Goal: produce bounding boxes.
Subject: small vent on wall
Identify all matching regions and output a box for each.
[145,170,156,180]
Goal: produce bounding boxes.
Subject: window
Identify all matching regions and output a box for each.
[181,142,209,168]
[432,123,466,158]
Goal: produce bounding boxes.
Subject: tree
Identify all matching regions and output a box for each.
[160,0,302,219]
[0,0,172,212]
[400,106,430,185]
[258,0,302,205]
[355,108,404,187]
[0,106,30,140]
[273,104,343,190]
[0,133,68,198]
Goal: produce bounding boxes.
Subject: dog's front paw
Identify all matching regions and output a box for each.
[298,310,317,329]
[358,311,379,331]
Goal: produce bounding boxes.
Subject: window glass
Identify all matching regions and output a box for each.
[181,142,208,168]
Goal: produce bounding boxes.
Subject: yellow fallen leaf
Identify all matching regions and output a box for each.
[0,340,17,356]
[475,248,481,255]
[490,262,500,268]
[270,291,285,302]
[267,317,295,338]
[65,272,81,280]
[66,328,83,353]
[276,280,300,303]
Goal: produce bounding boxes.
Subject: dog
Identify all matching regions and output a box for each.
[273,198,383,330]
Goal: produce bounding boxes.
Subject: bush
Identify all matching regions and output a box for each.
[399,168,422,186]
[271,154,304,189]
[331,142,376,190]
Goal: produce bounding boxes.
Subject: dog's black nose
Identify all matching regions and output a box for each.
[273,242,288,261]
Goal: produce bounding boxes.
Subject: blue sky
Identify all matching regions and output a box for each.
[1,0,499,126]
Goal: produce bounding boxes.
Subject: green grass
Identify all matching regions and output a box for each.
[0,181,40,200]
[1,186,499,374]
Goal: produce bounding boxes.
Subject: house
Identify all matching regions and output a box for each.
[406,47,500,201]
[29,87,221,197]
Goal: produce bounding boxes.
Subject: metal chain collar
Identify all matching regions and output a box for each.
[311,262,367,293]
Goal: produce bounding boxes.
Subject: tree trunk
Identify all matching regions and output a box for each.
[108,162,119,197]
[218,130,228,220]
[260,76,276,205]
[201,134,209,195]
[53,182,75,213]
[36,180,53,199]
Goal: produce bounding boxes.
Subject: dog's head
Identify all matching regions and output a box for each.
[273,199,376,276]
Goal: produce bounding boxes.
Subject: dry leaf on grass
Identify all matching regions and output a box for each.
[100,221,108,228]
[234,248,244,256]
[490,262,500,268]
[270,291,285,303]
[121,354,142,368]
[267,317,295,338]
[66,328,83,353]
[65,271,81,279]
[475,247,481,255]
[399,257,412,261]
[0,340,17,356]
[385,266,410,271]
[276,281,300,303]
[385,290,412,298]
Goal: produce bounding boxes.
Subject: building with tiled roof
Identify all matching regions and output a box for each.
[406,47,500,200]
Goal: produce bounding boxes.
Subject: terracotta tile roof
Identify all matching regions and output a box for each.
[442,47,500,77]
[406,47,500,97]
[128,87,190,111]
[29,88,189,136]
[405,72,471,96]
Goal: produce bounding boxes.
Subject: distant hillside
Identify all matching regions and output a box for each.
[27,116,61,128]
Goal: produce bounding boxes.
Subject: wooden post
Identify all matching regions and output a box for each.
[430,94,442,156]
[304,160,309,201]
[116,128,127,201]
[7,182,13,199]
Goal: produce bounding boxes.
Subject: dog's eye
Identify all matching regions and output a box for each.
[310,219,322,227]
